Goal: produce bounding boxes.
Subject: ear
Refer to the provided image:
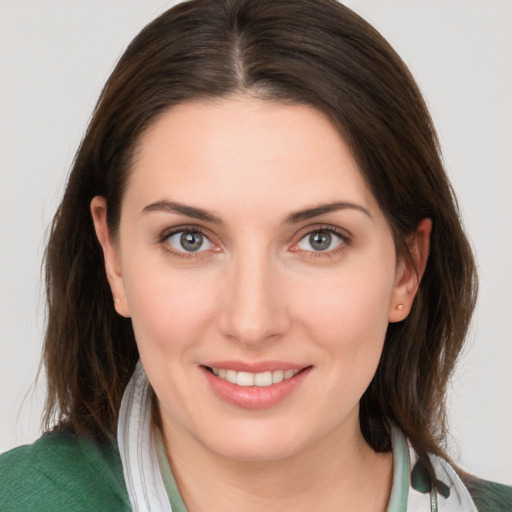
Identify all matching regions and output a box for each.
[388,218,431,323]
[90,196,130,318]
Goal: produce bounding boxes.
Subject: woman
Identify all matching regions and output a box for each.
[0,0,510,510]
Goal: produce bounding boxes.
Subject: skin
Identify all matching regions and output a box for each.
[92,95,430,511]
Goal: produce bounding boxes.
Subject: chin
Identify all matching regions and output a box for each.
[194,418,314,462]
[210,439,301,462]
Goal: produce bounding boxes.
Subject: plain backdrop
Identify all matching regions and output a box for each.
[1,0,511,485]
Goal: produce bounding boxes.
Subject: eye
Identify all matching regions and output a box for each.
[166,230,214,253]
[296,229,345,252]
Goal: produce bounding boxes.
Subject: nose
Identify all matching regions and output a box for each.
[218,248,291,347]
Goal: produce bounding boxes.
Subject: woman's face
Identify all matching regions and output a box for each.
[93,96,422,461]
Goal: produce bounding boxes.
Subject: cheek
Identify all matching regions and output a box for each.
[122,258,219,356]
[291,273,393,422]
[296,265,394,340]
[292,259,395,385]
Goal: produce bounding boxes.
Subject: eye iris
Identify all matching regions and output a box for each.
[309,231,331,251]
[180,231,203,251]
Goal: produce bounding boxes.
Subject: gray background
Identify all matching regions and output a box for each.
[1,0,511,484]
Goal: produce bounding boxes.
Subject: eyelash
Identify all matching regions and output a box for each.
[158,226,213,260]
[157,224,351,260]
[294,225,350,259]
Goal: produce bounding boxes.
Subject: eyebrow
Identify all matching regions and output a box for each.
[142,201,223,224]
[141,199,372,224]
[285,201,372,223]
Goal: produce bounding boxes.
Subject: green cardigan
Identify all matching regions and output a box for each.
[0,430,130,511]
[1,430,511,511]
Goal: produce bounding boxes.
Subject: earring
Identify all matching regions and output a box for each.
[396,304,404,310]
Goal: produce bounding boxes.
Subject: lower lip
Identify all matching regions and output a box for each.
[201,366,312,409]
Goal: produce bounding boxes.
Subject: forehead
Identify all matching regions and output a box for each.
[124,95,379,219]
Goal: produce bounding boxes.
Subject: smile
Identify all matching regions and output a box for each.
[201,364,312,408]
[206,367,300,387]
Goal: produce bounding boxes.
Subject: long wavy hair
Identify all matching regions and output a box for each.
[43,0,477,471]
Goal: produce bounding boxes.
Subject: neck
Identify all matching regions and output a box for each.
[160,411,393,512]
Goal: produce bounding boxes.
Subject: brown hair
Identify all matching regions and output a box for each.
[43,0,477,467]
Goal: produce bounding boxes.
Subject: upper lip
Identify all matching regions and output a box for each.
[202,360,310,373]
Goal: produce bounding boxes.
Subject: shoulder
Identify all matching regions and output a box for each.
[429,454,512,512]
[464,476,512,512]
[0,429,130,511]
[399,427,511,512]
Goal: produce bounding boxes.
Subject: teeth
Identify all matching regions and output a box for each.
[237,371,254,386]
[254,371,272,387]
[272,369,284,384]
[226,370,237,384]
[210,367,300,386]
[283,369,295,379]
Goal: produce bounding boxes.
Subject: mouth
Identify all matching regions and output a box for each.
[201,363,313,409]
[202,366,306,387]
